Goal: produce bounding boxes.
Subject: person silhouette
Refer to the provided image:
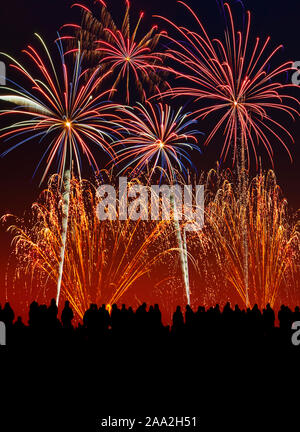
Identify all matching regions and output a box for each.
[3,302,14,327]
[48,298,59,328]
[153,304,162,328]
[111,304,122,334]
[263,303,275,334]
[98,304,110,334]
[278,305,292,333]
[172,306,184,335]
[61,301,74,329]
[293,306,300,323]
[136,303,148,328]
[14,316,25,329]
[185,305,195,330]
[29,301,39,328]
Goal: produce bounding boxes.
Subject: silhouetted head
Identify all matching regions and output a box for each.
[30,301,38,310]
[224,302,231,311]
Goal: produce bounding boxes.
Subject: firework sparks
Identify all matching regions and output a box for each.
[4,174,177,320]
[192,169,300,309]
[114,101,202,305]
[155,1,300,307]
[0,34,123,182]
[0,34,124,305]
[66,0,165,103]
[155,1,299,168]
[114,101,202,181]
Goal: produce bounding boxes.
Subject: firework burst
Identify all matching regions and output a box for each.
[4,174,179,320]
[113,101,202,305]
[0,34,122,182]
[66,0,165,103]
[191,168,300,309]
[155,1,299,168]
[114,101,202,181]
[0,34,123,305]
[156,1,300,307]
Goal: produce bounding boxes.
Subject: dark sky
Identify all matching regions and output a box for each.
[0,0,299,283]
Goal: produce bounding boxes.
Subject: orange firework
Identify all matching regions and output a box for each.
[155,1,300,308]
[0,34,125,306]
[191,168,300,310]
[4,173,183,320]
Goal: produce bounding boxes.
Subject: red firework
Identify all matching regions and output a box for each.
[114,101,202,181]
[155,1,300,168]
[65,1,165,104]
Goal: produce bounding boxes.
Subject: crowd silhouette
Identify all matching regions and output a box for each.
[1,299,299,432]
[0,300,299,351]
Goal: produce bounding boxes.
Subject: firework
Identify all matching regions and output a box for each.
[156,1,300,306]
[114,101,202,304]
[191,168,300,309]
[66,0,165,103]
[115,101,202,181]
[0,34,123,305]
[5,174,178,320]
[155,1,299,169]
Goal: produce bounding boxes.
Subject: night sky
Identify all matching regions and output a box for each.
[0,0,299,289]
